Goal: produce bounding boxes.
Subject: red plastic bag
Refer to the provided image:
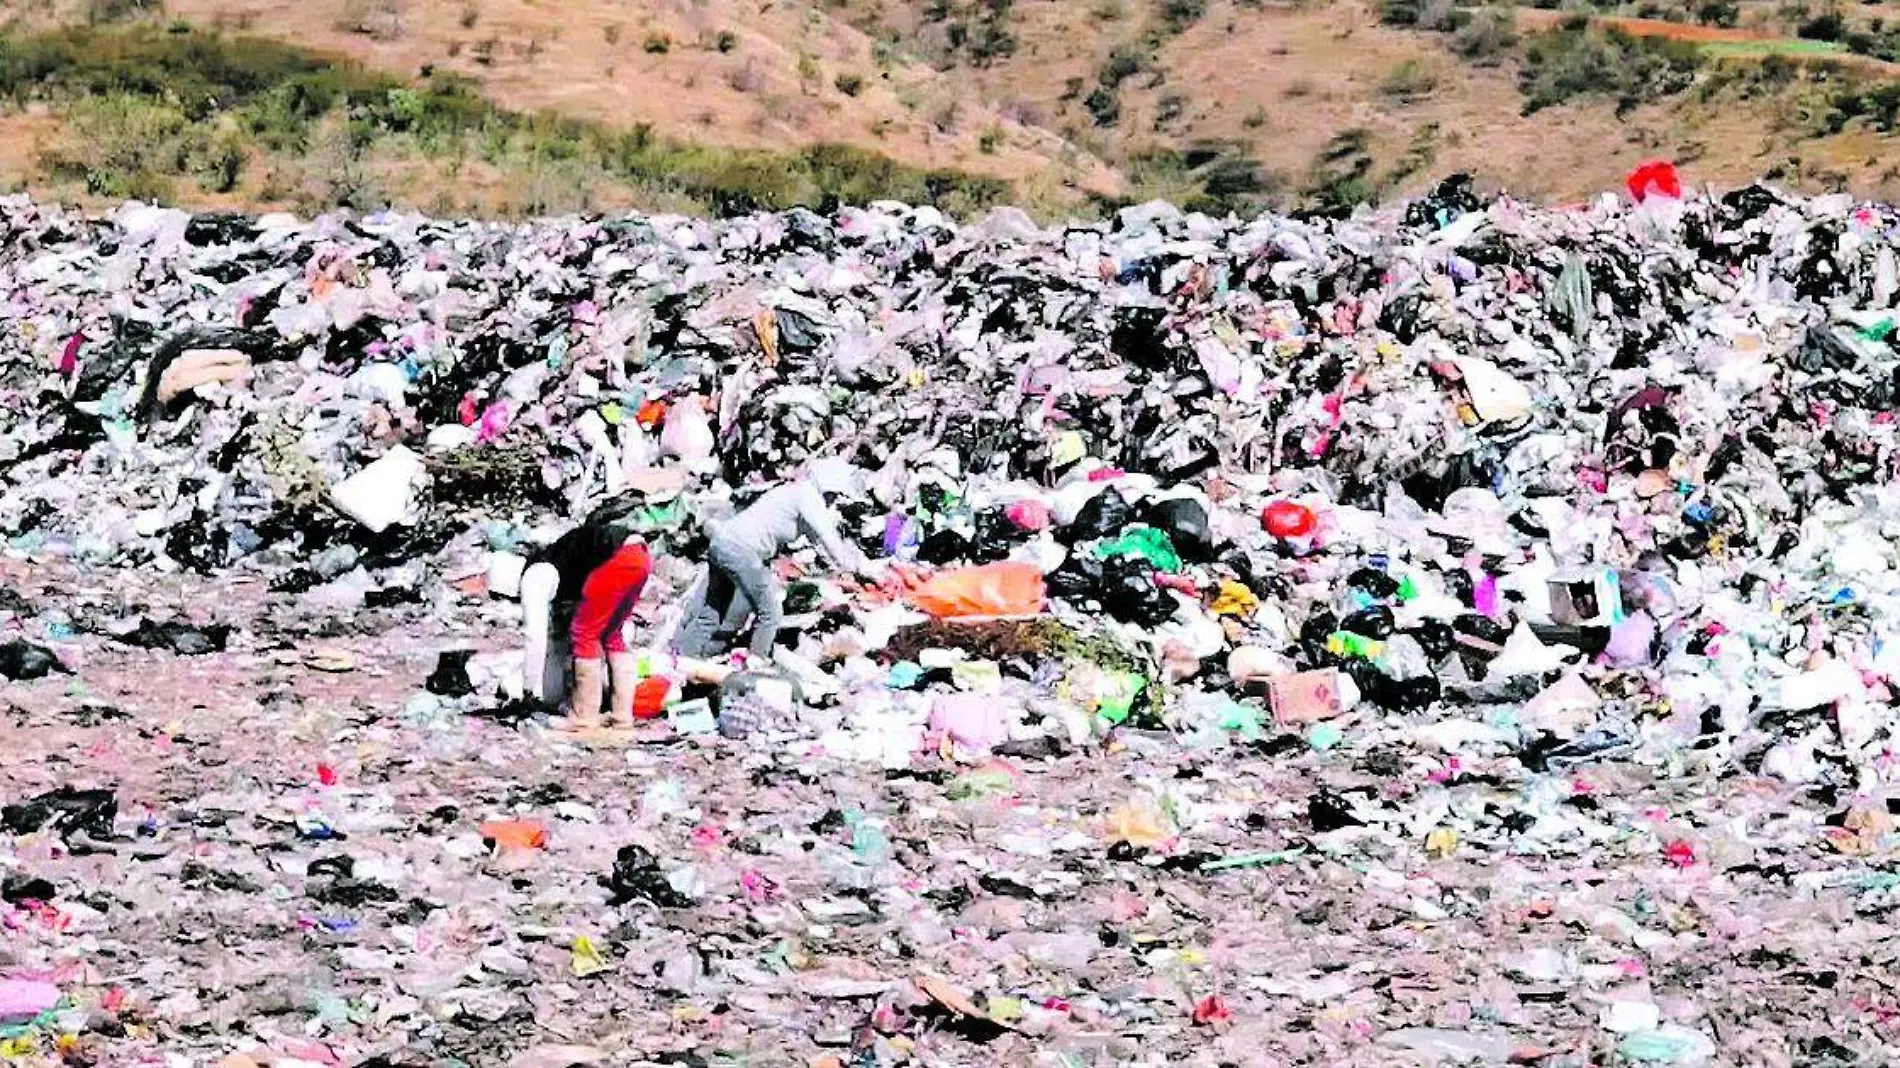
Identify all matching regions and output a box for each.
[908,563,1045,619]
[1262,500,1317,538]
[1625,161,1681,203]
[632,676,671,720]
[1004,500,1050,532]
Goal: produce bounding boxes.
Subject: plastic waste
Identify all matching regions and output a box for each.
[329,446,425,534]
[1091,526,1183,573]
[907,563,1045,618]
[2,787,117,840]
[0,980,59,1024]
[0,640,68,680]
[1262,500,1316,538]
[1065,488,1132,542]
[1626,160,1683,202]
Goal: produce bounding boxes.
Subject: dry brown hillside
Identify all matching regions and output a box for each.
[3,0,1900,213]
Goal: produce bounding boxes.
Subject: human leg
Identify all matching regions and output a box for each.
[602,579,644,726]
[674,564,739,658]
[570,544,652,728]
[567,658,604,728]
[711,540,782,660]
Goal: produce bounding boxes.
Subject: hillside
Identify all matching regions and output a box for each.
[2,0,1900,215]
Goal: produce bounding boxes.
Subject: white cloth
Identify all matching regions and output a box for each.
[519,562,567,704]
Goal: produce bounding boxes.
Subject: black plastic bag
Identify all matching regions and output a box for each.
[1,874,55,903]
[115,620,230,656]
[915,528,973,565]
[0,640,68,681]
[1063,488,1131,544]
[1339,605,1395,640]
[1346,567,1400,599]
[1719,183,1783,221]
[1046,555,1105,601]
[773,307,826,353]
[184,213,260,247]
[1361,673,1441,712]
[1109,306,1170,370]
[1379,294,1424,344]
[1140,497,1213,562]
[605,845,694,908]
[309,878,400,907]
[2,787,118,840]
[1308,791,1364,832]
[970,508,1028,563]
[468,697,545,726]
[1408,619,1456,662]
[1099,556,1175,627]
[425,650,476,698]
[1403,173,1479,230]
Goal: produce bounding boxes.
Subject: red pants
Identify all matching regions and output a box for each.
[570,543,652,659]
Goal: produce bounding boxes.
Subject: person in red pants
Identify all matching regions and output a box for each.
[561,536,654,730]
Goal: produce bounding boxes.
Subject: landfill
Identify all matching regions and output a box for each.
[3,171,1900,1064]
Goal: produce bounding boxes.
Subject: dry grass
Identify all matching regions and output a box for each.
[64,0,1121,192]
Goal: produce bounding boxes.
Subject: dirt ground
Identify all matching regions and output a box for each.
[2,555,1896,1066]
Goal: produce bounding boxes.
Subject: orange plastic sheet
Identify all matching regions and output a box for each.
[480,820,549,850]
[906,562,1046,619]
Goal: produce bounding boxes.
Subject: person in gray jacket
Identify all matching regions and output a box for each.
[672,459,871,660]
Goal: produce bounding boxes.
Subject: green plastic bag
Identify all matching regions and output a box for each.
[1093,671,1149,726]
[1091,526,1182,573]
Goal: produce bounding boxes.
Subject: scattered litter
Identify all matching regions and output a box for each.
[0,179,1895,1064]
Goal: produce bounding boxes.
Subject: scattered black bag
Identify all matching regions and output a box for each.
[970,508,1028,563]
[1379,293,1424,343]
[308,878,401,908]
[1109,306,1170,370]
[772,307,826,353]
[468,697,545,727]
[425,650,476,698]
[0,640,67,681]
[1098,555,1175,627]
[1361,673,1442,712]
[1403,172,1480,230]
[1339,605,1396,640]
[1346,567,1400,599]
[1408,619,1457,662]
[115,620,230,656]
[2,787,118,840]
[1,874,55,903]
[1046,554,1105,602]
[605,844,694,908]
[1308,791,1364,832]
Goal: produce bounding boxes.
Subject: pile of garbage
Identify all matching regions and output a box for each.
[5,171,1900,1062]
[6,178,1900,778]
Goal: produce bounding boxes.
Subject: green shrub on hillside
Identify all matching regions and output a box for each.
[1303,127,1376,217]
[1519,25,1703,115]
[1799,10,1845,40]
[1826,81,1900,131]
[0,25,1013,217]
[1450,7,1516,63]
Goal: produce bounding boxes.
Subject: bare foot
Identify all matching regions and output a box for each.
[550,714,605,733]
